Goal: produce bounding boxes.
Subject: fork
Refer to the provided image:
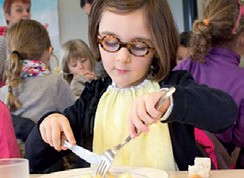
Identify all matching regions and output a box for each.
[95,86,176,177]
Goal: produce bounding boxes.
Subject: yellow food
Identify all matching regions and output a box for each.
[118,173,132,178]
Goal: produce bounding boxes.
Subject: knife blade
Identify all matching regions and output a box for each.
[63,140,100,165]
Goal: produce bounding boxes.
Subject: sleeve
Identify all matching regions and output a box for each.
[25,78,105,173]
[215,99,244,147]
[164,71,238,133]
[11,114,35,142]
[55,76,76,112]
[0,102,20,158]
[70,74,88,98]
[25,99,82,173]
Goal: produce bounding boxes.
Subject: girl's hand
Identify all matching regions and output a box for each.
[39,113,76,151]
[129,90,170,138]
[78,70,96,80]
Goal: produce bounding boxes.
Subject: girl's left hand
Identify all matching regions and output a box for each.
[129,90,170,138]
[77,69,96,80]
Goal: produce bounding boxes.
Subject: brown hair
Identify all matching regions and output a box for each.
[3,0,31,24]
[5,19,51,111]
[89,0,179,81]
[190,0,241,62]
[80,0,93,8]
[61,39,95,84]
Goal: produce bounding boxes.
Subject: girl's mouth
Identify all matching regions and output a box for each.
[115,68,128,74]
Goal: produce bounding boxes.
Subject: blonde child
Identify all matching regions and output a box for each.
[26,0,237,173]
[0,19,75,142]
[61,39,96,98]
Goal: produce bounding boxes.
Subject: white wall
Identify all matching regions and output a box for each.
[58,0,185,46]
[58,0,89,45]
[168,0,184,32]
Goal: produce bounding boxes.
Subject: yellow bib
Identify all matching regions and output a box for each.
[93,80,176,171]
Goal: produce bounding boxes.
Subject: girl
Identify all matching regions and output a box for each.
[61,39,96,98]
[26,0,237,173]
[174,0,244,168]
[0,19,75,141]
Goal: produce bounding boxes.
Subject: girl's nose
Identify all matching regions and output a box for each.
[115,48,131,63]
[78,64,84,70]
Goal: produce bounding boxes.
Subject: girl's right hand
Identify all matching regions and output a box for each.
[39,113,76,151]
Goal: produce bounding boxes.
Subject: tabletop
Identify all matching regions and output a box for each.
[30,169,244,178]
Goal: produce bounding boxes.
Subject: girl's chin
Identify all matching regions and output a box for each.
[113,80,130,88]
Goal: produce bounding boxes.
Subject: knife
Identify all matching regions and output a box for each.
[63,140,101,165]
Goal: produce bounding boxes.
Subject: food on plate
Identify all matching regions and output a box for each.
[188,157,211,178]
[118,173,132,178]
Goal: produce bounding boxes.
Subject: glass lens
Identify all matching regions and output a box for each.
[130,41,148,56]
[102,36,120,52]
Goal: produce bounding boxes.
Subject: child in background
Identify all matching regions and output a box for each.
[26,0,237,173]
[0,19,75,142]
[176,31,191,64]
[61,39,96,98]
[174,0,244,168]
[0,101,20,158]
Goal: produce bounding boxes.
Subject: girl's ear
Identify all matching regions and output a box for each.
[48,47,53,55]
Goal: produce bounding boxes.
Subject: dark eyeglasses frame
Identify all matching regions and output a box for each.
[97,35,155,57]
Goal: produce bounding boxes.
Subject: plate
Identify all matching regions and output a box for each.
[38,166,168,178]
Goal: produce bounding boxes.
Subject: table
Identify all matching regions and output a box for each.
[30,169,244,178]
[168,170,244,178]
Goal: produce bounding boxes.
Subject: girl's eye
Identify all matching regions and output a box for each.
[70,63,77,67]
[81,59,87,63]
[131,45,147,51]
[104,40,118,47]
[130,42,148,52]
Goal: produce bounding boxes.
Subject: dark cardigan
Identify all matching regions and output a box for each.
[26,70,237,173]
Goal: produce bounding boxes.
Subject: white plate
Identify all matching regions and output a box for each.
[38,166,168,178]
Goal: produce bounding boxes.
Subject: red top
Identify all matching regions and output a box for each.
[0,101,20,158]
[0,82,5,87]
[0,26,7,36]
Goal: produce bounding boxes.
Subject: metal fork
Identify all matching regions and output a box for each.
[95,86,176,177]
[95,134,135,177]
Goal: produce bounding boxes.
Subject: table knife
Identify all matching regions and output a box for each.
[63,140,100,165]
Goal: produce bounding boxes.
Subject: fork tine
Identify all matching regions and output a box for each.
[97,159,107,176]
[96,160,103,175]
[101,164,110,178]
[99,161,106,176]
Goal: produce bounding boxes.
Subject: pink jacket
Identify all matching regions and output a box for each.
[0,101,20,158]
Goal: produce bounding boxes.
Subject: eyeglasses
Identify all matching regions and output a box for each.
[97,35,155,57]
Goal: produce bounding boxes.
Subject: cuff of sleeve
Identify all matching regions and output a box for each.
[159,88,174,122]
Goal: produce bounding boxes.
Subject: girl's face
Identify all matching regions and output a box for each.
[5,1,31,26]
[68,58,92,76]
[98,9,155,88]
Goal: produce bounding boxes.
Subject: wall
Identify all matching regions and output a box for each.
[58,0,89,45]
[168,0,184,32]
[58,0,185,46]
